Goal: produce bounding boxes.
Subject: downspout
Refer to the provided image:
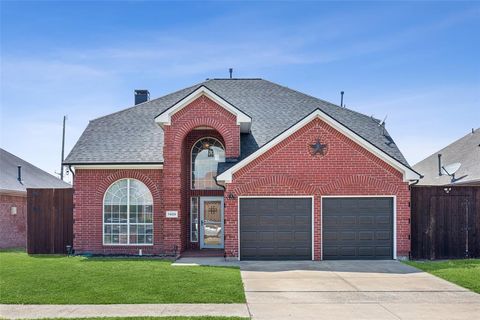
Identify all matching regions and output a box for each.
[68,165,75,179]
[213,176,226,191]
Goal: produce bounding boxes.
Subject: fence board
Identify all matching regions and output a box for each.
[411,186,479,259]
[27,188,73,254]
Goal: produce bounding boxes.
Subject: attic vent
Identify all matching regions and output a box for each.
[134,90,150,105]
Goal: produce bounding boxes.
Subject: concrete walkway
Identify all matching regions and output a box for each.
[0,303,250,319]
[240,260,480,320]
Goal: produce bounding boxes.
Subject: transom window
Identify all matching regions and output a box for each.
[191,137,225,190]
[103,178,153,245]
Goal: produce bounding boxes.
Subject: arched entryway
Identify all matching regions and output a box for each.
[181,128,226,252]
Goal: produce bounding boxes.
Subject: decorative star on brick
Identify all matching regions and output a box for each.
[310,138,328,156]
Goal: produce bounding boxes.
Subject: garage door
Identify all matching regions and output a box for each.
[323,197,393,260]
[240,198,312,260]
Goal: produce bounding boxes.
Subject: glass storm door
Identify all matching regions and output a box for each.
[200,197,224,249]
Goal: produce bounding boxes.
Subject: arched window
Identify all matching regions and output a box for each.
[191,137,225,190]
[103,178,153,245]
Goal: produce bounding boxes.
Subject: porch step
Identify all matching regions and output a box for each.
[180,249,225,258]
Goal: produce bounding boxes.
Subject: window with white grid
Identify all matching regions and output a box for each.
[103,179,153,245]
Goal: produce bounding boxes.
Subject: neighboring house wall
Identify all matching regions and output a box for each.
[73,169,163,254]
[0,193,27,248]
[223,117,410,260]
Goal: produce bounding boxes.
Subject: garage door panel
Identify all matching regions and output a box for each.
[259,215,275,225]
[358,247,375,256]
[323,231,337,240]
[358,216,374,225]
[241,215,257,226]
[278,215,294,225]
[341,216,356,224]
[241,231,258,241]
[240,198,312,260]
[376,231,391,241]
[340,247,356,257]
[295,231,310,241]
[340,231,356,240]
[276,231,293,241]
[376,215,391,224]
[358,231,374,240]
[295,216,310,225]
[323,216,338,227]
[376,247,392,256]
[323,197,393,260]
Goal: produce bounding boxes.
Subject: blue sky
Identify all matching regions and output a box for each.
[1,1,479,180]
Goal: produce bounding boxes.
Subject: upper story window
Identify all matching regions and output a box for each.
[103,178,153,245]
[191,137,225,190]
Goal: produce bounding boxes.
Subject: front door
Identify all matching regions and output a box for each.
[200,197,224,249]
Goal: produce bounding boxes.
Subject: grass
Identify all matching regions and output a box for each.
[36,318,248,320]
[0,250,245,304]
[405,259,480,293]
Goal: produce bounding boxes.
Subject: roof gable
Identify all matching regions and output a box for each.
[154,85,252,133]
[217,109,421,183]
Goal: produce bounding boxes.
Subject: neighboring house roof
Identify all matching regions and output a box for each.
[0,148,71,194]
[413,128,480,186]
[64,78,411,171]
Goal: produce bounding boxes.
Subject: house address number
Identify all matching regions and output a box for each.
[166,210,178,218]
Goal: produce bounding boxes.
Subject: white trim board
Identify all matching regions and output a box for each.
[237,196,315,261]
[320,195,397,260]
[155,86,252,133]
[73,164,163,170]
[217,109,421,183]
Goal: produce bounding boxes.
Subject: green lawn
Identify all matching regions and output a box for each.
[37,318,248,320]
[0,251,245,304]
[405,259,480,293]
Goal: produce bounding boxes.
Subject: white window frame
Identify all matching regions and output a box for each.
[190,137,225,190]
[190,197,199,243]
[102,178,154,246]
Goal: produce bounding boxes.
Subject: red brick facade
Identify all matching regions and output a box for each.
[72,95,411,259]
[0,193,27,249]
[223,117,410,260]
[73,169,164,254]
[160,95,239,253]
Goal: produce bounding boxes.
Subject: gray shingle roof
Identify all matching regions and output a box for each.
[64,79,410,169]
[413,128,480,186]
[1,148,71,193]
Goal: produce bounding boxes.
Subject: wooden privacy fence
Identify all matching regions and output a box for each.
[411,186,480,259]
[27,188,73,254]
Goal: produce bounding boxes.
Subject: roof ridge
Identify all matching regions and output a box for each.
[211,78,263,80]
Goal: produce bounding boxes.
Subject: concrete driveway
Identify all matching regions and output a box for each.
[240,260,480,320]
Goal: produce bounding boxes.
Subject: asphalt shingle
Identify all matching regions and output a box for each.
[413,128,480,186]
[1,148,71,193]
[64,79,410,169]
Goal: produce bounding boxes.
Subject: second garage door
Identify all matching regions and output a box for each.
[323,197,394,260]
[240,198,312,260]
